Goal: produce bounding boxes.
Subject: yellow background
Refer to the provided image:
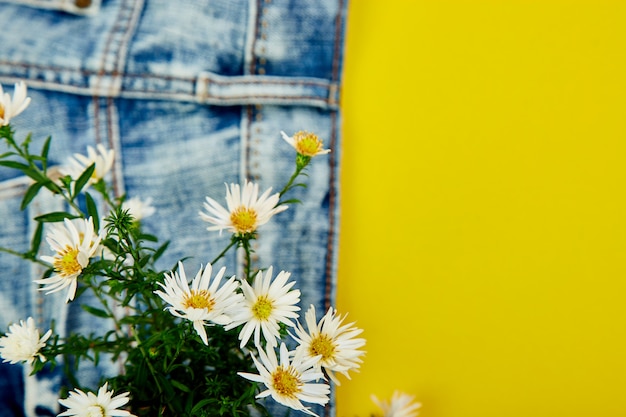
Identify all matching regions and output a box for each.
[337,1,626,416]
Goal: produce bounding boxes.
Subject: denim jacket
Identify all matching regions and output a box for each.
[0,1,348,415]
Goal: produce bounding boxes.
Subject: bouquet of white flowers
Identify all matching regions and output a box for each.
[0,81,418,417]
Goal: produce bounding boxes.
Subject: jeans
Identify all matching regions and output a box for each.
[0,0,348,415]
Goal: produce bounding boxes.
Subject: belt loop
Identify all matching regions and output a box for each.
[195,72,211,101]
[328,83,339,107]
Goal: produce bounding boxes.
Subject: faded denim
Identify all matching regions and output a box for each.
[0,0,348,416]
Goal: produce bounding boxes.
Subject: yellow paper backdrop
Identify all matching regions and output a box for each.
[337,1,626,416]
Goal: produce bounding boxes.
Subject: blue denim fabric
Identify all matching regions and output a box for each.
[0,1,348,416]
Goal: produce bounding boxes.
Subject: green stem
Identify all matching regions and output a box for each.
[0,246,50,268]
[88,277,126,336]
[277,162,306,199]
[243,238,253,283]
[210,238,238,266]
[130,325,164,394]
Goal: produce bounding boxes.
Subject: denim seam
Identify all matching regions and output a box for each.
[0,76,339,110]
[90,97,123,198]
[325,111,339,309]
[324,0,345,313]
[322,3,345,413]
[114,0,144,76]
[92,0,143,97]
[248,0,262,76]
[106,97,125,198]
[248,0,267,267]
[248,0,264,184]
[0,61,339,108]
[0,61,334,87]
[238,0,256,278]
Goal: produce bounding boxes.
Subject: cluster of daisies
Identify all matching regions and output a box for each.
[0,81,363,417]
[1,81,420,417]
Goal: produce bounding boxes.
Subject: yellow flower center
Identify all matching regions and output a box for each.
[85,405,105,417]
[271,365,302,398]
[53,246,82,277]
[252,295,273,320]
[293,131,324,156]
[183,290,215,311]
[309,333,336,362]
[230,206,258,234]
[0,104,5,120]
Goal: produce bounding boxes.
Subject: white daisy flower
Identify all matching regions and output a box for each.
[35,217,102,302]
[371,391,422,417]
[0,317,52,365]
[58,382,136,417]
[199,180,288,236]
[291,305,366,385]
[238,342,330,417]
[154,262,243,345]
[225,266,300,348]
[67,216,104,247]
[280,131,330,157]
[122,196,156,221]
[61,144,115,186]
[0,81,31,126]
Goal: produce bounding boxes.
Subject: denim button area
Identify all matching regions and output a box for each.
[74,0,91,8]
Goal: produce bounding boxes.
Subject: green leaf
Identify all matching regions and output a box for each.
[73,163,95,197]
[191,399,216,414]
[75,285,89,300]
[0,161,43,183]
[34,212,80,223]
[138,233,158,242]
[0,151,17,159]
[41,136,51,172]
[20,133,32,154]
[41,179,62,195]
[84,192,99,231]
[278,198,302,205]
[60,175,72,189]
[152,241,170,262]
[160,376,175,399]
[29,221,44,257]
[80,304,110,319]
[170,379,191,393]
[21,181,44,210]
[0,160,29,171]
[138,256,150,268]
